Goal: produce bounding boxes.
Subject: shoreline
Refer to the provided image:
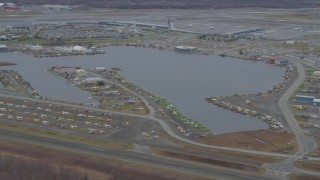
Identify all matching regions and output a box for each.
[0,46,287,136]
[0,62,16,66]
[206,65,295,133]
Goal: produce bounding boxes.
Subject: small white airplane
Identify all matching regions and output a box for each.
[104,124,111,128]
[62,111,70,115]
[87,128,97,134]
[84,121,92,125]
[70,125,77,129]
[16,116,23,120]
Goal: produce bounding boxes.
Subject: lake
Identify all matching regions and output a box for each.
[0,46,285,134]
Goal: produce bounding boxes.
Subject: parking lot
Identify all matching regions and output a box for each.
[0,96,167,146]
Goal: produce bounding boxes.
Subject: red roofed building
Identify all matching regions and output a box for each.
[1,3,20,11]
[52,67,81,73]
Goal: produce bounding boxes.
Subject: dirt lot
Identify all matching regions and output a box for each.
[289,173,320,180]
[0,153,107,180]
[309,137,320,157]
[154,148,263,173]
[156,129,281,164]
[0,138,208,180]
[294,160,320,173]
[196,130,297,153]
[0,62,16,66]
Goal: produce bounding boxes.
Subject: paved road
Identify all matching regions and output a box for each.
[87,60,320,178]
[0,93,304,159]
[1,63,320,179]
[87,71,156,116]
[0,128,275,180]
[86,71,320,160]
[263,62,318,178]
[279,63,316,154]
[286,54,320,71]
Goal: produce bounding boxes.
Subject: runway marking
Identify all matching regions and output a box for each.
[266,169,290,176]
[126,144,151,154]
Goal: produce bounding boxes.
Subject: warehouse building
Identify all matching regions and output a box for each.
[52,67,80,73]
[75,69,88,77]
[174,46,197,53]
[313,71,320,77]
[295,95,315,103]
[0,45,8,51]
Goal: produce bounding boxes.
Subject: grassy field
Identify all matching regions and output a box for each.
[196,129,298,154]
[3,38,49,46]
[3,36,141,46]
[308,136,320,157]
[154,148,263,174]
[294,115,306,122]
[0,61,16,66]
[313,46,320,54]
[65,37,139,45]
[289,173,320,180]
[277,42,310,51]
[0,123,132,150]
[293,160,320,174]
[0,138,208,180]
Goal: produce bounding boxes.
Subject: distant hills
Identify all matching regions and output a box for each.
[8,0,320,8]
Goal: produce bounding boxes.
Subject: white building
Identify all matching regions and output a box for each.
[96,67,106,72]
[0,44,8,51]
[72,45,87,52]
[26,45,44,51]
[284,40,295,45]
[52,67,79,73]
[72,45,94,54]
[54,47,73,53]
[41,5,72,10]
[81,77,104,85]
[174,46,197,53]
[314,71,320,77]
[75,69,87,77]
